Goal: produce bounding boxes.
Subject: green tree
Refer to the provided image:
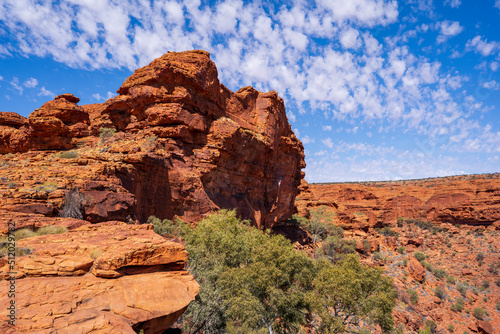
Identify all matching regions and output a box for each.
[303,206,335,244]
[310,255,397,333]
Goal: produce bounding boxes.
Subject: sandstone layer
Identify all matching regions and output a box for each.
[296,174,500,229]
[0,50,304,228]
[0,222,199,333]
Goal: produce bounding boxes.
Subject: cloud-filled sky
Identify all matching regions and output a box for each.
[0,0,499,182]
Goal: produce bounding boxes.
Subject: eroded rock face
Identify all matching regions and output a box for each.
[0,50,304,228]
[296,175,500,229]
[0,222,198,334]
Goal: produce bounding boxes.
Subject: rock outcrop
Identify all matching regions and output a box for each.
[0,222,198,334]
[0,50,304,228]
[296,174,500,229]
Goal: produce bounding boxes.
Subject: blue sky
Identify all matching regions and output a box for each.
[0,0,499,183]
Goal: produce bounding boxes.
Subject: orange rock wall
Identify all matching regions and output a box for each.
[296,174,500,229]
[0,50,304,228]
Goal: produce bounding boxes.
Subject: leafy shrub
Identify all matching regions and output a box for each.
[421,261,433,272]
[379,226,398,238]
[457,284,468,298]
[472,307,486,320]
[397,246,405,254]
[435,286,445,300]
[434,268,447,280]
[407,288,418,305]
[397,217,404,227]
[146,216,180,238]
[447,276,456,284]
[448,324,455,333]
[175,210,397,334]
[414,252,426,262]
[451,298,464,312]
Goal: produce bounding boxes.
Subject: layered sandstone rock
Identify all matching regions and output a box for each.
[0,222,198,334]
[296,174,500,229]
[0,50,304,228]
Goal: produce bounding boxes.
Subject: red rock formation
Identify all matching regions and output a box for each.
[0,50,304,228]
[296,174,500,229]
[0,222,198,334]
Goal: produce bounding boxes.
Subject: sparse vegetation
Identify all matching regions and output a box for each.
[397,246,405,254]
[414,252,426,262]
[435,286,445,300]
[451,298,464,312]
[407,288,418,305]
[99,127,116,143]
[35,181,58,193]
[89,247,103,259]
[447,275,456,284]
[58,150,79,159]
[472,307,486,320]
[166,210,397,334]
[0,225,68,258]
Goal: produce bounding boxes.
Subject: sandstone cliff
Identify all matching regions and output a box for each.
[296,174,500,229]
[0,50,304,228]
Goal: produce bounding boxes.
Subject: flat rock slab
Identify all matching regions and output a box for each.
[0,271,198,334]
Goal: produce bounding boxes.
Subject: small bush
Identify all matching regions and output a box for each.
[447,276,456,284]
[379,226,398,238]
[476,253,485,263]
[451,298,464,312]
[457,284,467,298]
[480,280,490,289]
[435,286,445,300]
[434,268,447,280]
[397,246,405,254]
[472,307,486,320]
[362,239,371,253]
[99,127,116,143]
[397,217,404,227]
[414,252,426,262]
[35,181,58,193]
[448,324,454,333]
[422,261,433,272]
[58,150,79,159]
[407,288,418,305]
[7,182,16,188]
[146,216,182,238]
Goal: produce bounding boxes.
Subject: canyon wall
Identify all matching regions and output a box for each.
[296,174,500,229]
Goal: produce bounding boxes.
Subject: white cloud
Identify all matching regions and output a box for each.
[301,135,315,144]
[340,28,361,49]
[317,0,399,27]
[436,21,463,43]
[495,0,500,9]
[10,77,23,95]
[322,138,334,148]
[23,77,38,88]
[322,125,332,131]
[0,75,3,81]
[482,80,499,90]
[466,36,499,56]
[444,0,461,8]
[38,87,54,97]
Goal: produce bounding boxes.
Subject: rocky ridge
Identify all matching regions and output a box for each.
[0,50,304,333]
[296,174,500,230]
[0,50,304,228]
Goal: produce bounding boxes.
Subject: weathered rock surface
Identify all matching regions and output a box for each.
[296,174,500,229]
[0,222,198,333]
[0,50,304,228]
